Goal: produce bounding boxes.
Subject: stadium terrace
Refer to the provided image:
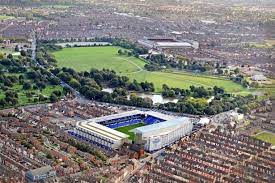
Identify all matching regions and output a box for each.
[70,110,193,152]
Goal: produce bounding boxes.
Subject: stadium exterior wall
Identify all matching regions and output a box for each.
[133,117,193,152]
[73,122,130,149]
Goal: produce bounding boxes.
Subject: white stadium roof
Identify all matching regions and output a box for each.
[156,42,192,47]
[86,110,142,123]
[133,117,191,134]
[78,122,129,141]
[83,110,172,124]
[145,111,175,121]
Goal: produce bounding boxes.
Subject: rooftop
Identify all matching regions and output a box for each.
[78,121,129,141]
[27,166,54,176]
[133,117,191,134]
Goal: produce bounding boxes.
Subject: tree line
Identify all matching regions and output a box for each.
[37,39,259,115]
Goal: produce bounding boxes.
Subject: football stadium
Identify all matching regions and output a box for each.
[70,110,193,152]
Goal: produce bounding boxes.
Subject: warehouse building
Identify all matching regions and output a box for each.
[132,117,193,152]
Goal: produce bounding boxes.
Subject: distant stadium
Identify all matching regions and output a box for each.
[69,110,193,152]
[138,37,199,49]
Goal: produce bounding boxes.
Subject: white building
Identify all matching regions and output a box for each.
[138,38,198,49]
[74,121,129,149]
[132,117,193,152]
[251,74,267,81]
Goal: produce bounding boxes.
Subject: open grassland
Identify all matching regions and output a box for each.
[124,70,248,93]
[254,132,275,145]
[115,123,146,141]
[54,46,146,74]
[54,46,248,94]
[0,48,15,55]
[0,15,13,20]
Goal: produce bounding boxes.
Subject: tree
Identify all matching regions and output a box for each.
[20,50,27,56]
[217,68,223,75]
[234,68,240,74]
[23,82,32,90]
[118,49,123,55]
[0,52,4,59]
[69,79,81,89]
[7,54,13,59]
[49,93,58,103]
[15,45,20,52]
[36,82,46,90]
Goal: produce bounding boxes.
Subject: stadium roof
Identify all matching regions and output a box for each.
[145,111,175,121]
[84,110,172,123]
[133,117,191,134]
[156,42,192,47]
[87,110,143,123]
[78,122,129,141]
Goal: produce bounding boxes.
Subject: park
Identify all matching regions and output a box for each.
[53,46,248,94]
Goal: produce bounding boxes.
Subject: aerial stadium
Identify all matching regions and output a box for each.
[69,110,193,152]
[138,37,199,49]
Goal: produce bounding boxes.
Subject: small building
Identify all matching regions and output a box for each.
[251,74,267,81]
[25,166,56,183]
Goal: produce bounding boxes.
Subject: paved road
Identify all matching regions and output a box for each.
[31,31,81,97]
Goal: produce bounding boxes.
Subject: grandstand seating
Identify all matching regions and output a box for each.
[144,116,165,125]
[107,118,142,129]
[97,114,165,129]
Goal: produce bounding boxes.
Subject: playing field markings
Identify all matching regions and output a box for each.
[120,58,144,74]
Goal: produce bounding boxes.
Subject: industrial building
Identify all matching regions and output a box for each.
[133,117,193,152]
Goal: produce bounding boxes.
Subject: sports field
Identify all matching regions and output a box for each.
[54,46,146,74]
[254,131,275,145]
[124,70,246,93]
[115,123,146,141]
[0,15,13,20]
[54,46,248,93]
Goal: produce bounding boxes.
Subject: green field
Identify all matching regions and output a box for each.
[54,46,146,74]
[254,132,275,145]
[54,46,248,93]
[124,70,247,93]
[0,15,13,20]
[115,123,146,141]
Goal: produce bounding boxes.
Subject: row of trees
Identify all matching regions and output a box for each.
[51,67,154,108]
[162,84,225,99]
[158,94,256,115]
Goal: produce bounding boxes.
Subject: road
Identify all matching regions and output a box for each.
[31,31,81,97]
[122,149,165,182]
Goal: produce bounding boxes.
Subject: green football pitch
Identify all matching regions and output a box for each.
[115,123,146,141]
[54,46,146,74]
